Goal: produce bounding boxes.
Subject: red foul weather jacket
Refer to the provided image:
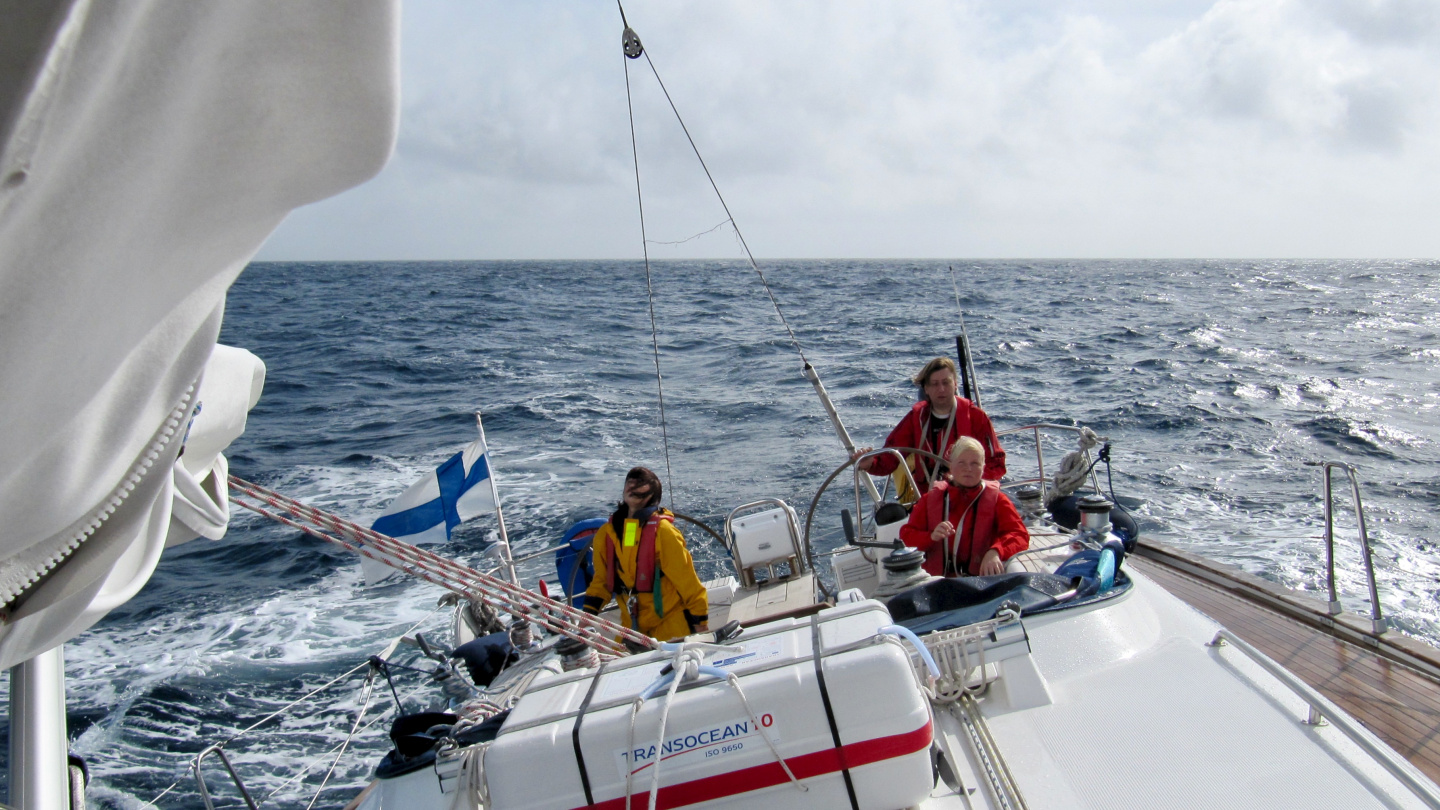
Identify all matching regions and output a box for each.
[867,397,1006,493]
[899,480,1029,577]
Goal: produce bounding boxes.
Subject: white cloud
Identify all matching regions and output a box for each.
[257,0,1440,260]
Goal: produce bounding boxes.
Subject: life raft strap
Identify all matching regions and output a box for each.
[810,614,860,810]
[572,659,611,807]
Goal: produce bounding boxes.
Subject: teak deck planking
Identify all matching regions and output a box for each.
[1132,555,1440,784]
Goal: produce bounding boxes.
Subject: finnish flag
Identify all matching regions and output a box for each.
[370,432,497,546]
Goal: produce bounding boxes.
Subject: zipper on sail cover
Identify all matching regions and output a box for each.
[0,384,197,618]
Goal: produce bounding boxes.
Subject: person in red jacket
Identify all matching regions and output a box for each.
[855,357,1006,497]
[899,437,1028,577]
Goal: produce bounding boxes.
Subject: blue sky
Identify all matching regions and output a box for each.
[256,0,1440,260]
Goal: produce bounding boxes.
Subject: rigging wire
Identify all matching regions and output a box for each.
[947,264,965,326]
[621,19,676,509]
[636,44,809,367]
[948,264,981,407]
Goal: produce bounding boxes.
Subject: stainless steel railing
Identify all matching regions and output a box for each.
[193,745,258,810]
[1307,460,1386,634]
[995,423,1104,504]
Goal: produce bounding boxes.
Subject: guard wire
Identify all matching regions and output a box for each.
[303,671,377,810]
[149,606,446,808]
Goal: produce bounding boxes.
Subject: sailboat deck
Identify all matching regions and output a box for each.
[1131,552,1440,784]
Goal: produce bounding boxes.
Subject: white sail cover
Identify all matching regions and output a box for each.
[0,0,399,670]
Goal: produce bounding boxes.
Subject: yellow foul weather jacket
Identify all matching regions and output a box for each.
[582,509,708,641]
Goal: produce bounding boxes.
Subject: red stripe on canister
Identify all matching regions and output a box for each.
[577,719,933,810]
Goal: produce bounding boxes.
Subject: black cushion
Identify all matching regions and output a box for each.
[451,631,519,687]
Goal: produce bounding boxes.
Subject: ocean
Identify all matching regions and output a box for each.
[12,258,1440,807]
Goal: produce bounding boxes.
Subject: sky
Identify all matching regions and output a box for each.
[255,0,1440,261]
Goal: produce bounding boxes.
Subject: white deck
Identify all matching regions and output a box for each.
[916,567,1431,809]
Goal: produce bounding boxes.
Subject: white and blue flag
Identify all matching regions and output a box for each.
[370,431,497,545]
[362,413,515,585]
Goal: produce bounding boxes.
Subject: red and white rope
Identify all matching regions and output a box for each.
[227,476,656,655]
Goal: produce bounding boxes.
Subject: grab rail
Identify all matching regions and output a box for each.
[1208,629,1438,807]
[994,423,1103,504]
[193,744,258,810]
[1306,460,1386,634]
[724,498,808,585]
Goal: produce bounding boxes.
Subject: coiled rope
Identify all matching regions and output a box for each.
[1050,427,1103,498]
[227,476,656,655]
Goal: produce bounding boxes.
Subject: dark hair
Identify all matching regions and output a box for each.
[609,466,664,537]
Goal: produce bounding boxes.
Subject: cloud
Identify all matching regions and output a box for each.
[257,0,1440,260]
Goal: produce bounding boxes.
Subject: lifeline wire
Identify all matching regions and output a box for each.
[621,22,676,510]
[303,671,377,810]
[146,606,446,808]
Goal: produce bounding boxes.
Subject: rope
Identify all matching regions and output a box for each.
[624,642,804,810]
[647,218,732,246]
[227,476,656,655]
[620,28,677,510]
[229,476,644,651]
[1051,427,1102,498]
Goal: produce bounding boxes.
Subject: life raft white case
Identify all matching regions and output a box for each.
[485,600,934,810]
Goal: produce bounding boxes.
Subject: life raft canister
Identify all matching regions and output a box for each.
[601,512,672,618]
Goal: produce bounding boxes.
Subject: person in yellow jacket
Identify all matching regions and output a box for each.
[582,467,709,641]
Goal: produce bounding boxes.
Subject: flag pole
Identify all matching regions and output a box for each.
[476,411,519,585]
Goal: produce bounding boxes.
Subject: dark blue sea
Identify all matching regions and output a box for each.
[24,259,1440,807]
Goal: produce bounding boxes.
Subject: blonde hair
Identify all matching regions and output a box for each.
[912,356,957,387]
[947,435,985,466]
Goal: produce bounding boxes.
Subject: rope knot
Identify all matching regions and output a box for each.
[672,647,705,683]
